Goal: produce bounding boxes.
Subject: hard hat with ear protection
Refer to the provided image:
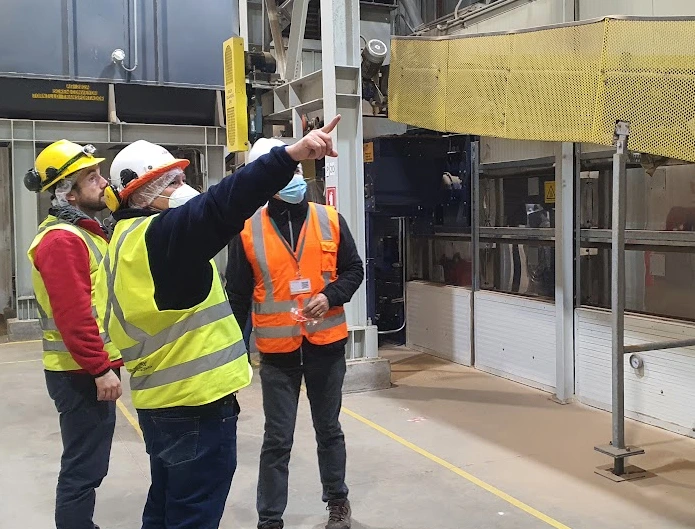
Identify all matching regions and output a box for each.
[24,139,104,193]
[104,140,190,212]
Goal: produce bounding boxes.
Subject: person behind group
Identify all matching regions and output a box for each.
[225,138,364,529]
[93,116,341,529]
[24,140,123,529]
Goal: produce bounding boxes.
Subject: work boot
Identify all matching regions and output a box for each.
[258,522,283,529]
[326,499,351,529]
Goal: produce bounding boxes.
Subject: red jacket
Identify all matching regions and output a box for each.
[33,218,123,376]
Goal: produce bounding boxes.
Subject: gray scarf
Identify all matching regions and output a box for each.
[49,205,96,226]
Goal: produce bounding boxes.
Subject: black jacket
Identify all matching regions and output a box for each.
[225,196,364,364]
[111,146,298,311]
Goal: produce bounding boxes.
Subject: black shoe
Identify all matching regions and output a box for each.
[326,499,351,529]
[259,522,283,529]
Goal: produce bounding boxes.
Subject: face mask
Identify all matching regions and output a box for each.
[277,175,307,204]
[168,184,200,208]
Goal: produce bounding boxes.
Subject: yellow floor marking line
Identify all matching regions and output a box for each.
[341,405,572,529]
[0,339,42,348]
[117,400,143,439]
[0,359,42,365]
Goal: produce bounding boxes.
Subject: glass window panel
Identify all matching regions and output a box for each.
[408,236,472,288]
[480,173,556,228]
[580,162,695,231]
[580,248,695,322]
[480,242,555,300]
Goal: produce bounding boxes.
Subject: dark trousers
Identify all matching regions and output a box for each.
[45,370,117,529]
[137,395,240,529]
[257,351,348,528]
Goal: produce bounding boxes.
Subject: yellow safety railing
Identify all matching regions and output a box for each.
[388,17,695,162]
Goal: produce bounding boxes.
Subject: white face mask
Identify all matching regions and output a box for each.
[168,184,200,208]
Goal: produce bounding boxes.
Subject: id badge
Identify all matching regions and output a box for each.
[290,278,312,295]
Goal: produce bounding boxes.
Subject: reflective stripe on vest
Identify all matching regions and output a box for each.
[129,340,247,391]
[120,300,234,362]
[253,312,346,339]
[101,218,151,346]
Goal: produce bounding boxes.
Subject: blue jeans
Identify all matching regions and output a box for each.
[45,370,117,529]
[137,394,240,529]
[257,351,349,528]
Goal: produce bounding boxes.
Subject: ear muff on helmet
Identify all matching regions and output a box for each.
[104,168,140,212]
[24,168,42,193]
[104,185,122,212]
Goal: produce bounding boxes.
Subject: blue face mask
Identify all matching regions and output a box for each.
[277,174,307,204]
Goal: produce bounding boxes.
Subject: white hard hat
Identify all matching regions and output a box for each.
[110,140,189,204]
[247,137,286,165]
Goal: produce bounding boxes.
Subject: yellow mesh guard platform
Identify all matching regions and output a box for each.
[389,17,695,162]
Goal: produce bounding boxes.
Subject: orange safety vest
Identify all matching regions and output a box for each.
[240,202,348,353]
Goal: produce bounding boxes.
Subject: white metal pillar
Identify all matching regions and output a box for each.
[320,0,377,358]
[239,0,250,51]
[0,148,13,314]
[554,142,575,402]
[554,0,578,403]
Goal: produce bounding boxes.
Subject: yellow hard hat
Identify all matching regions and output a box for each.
[24,139,105,193]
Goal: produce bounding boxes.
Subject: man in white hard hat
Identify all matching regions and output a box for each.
[24,140,123,529]
[225,136,363,529]
[94,115,341,529]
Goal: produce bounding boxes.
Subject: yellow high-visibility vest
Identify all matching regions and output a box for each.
[27,216,121,371]
[94,215,251,409]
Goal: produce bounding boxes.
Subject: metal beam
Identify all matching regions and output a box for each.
[594,121,645,479]
[239,0,250,51]
[625,338,695,354]
[11,138,38,305]
[471,139,480,367]
[320,0,376,358]
[265,0,287,78]
[611,122,628,476]
[580,229,695,249]
[555,142,575,403]
[285,0,311,81]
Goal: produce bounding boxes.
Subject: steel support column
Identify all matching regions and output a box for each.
[265,0,287,78]
[594,122,645,481]
[11,138,38,313]
[470,140,480,367]
[555,142,575,403]
[239,0,250,50]
[321,0,376,359]
[285,0,310,81]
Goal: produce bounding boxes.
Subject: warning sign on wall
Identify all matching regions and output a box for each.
[544,181,556,203]
[363,142,374,163]
[326,187,337,207]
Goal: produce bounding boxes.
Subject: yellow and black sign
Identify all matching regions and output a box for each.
[544,181,556,204]
[32,83,105,102]
[0,78,108,121]
[363,142,374,163]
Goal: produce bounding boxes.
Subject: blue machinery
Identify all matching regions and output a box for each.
[364,133,473,344]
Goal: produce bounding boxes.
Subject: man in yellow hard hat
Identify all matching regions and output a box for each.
[24,139,123,529]
[94,115,341,529]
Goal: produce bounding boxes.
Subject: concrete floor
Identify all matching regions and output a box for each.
[2,341,695,529]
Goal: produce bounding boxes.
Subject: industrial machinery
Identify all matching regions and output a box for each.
[364,133,472,344]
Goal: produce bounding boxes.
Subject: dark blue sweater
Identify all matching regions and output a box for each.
[113,146,298,310]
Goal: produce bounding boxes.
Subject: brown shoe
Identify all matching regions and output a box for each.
[326,499,351,529]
